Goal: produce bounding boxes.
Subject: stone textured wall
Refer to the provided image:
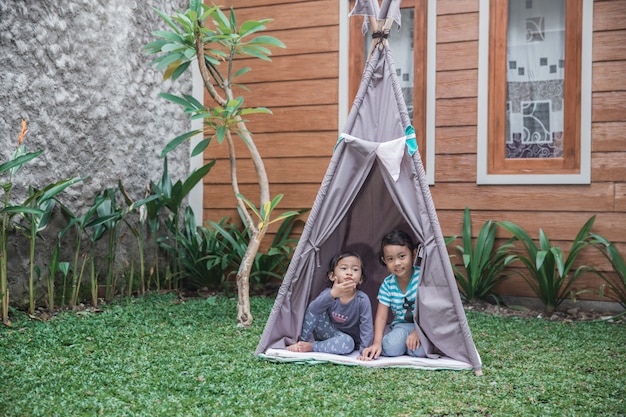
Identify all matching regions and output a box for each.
[0,0,193,306]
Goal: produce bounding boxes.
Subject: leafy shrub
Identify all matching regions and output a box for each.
[250,209,306,289]
[589,233,626,313]
[213,209,306,292]
[448,207,516,302]
[165,208,235,292]
[497,216,596,313]
[171,208,306,293]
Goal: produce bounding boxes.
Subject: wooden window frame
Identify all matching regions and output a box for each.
[348,0,434,182]
[477,0,592,184]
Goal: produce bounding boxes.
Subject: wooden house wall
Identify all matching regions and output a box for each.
[205,0,626,302]
[204,0,338,235]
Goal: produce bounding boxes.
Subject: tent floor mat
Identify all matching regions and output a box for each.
[259,348,473,371]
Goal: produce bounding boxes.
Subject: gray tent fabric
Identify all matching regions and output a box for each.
[255,0,482,374]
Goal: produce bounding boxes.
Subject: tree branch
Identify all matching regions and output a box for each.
[233,118,270,204]
[195,23,226,107]
[225,130,255,230]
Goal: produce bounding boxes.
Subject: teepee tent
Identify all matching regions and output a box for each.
[256,0,482,374]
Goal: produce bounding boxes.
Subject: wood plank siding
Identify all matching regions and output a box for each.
[433,0,626,301]
[203,0,626,303]
[203,0,339,237]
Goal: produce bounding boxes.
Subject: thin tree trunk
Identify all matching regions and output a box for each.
[195,23,272,327]
[236,229,264,327]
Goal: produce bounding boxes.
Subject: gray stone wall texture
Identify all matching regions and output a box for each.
[0,0,193,306]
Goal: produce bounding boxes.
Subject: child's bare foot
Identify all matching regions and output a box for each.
[286,341,313,352]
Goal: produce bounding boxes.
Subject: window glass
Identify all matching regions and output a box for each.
[477,0,591,184]
[506,0,565,159]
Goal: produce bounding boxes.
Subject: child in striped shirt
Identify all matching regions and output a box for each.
[359,230,426,360]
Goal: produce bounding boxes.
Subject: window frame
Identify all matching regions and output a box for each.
[477,0,592,185]
[347,0,436,184]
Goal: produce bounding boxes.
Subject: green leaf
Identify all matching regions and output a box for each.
[160,129,202,157]
[127,195,160,215]
[152,52,186,70]
[538,229,551,251]
[191,138,212,157]
[152,7,180,33]
[0,150,43,174]
[2,205,45,217]
[216,126,226,143]
[230,96,244,107]
[200,4,218,22]
[84,213,120,230]
[213,7,231,31]
[143,39,169,54]
[551,246,565,278]
[229,7,237,31]
[239,107,272,116]
[37,198,56,230]
[246,35,286,48]
[183,94,204,110]
[181,160,216,199]
[39,177,86,202]
[160,43,187,53]
[151,30,184,44]
[236,193,261,220]
[172,13,194,32]
[267,193,284,213]
[239,20,267,37]
[159,92,193,108]
[462,254,471,268]
[171,61,191,81]
[239,45,272,61]
[461,207,472,258]
[234,67,251,78]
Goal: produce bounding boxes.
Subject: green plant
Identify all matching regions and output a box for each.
[205,206,305,292]
[246,207,305,290]
[589,233,626,314]
[448,207,516,302]
[57,259,71,307]
[17,178,85,313]
[498,216,597,313]
[118,180,158,297]
[46,243,60,311]
[58,193,118,308]
[147,157,215,291]
[163,209,232,292]
[0,120,43,324]
[91,188,124,301]
[145,0,287,326]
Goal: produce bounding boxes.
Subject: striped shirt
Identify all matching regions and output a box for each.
[377,267,420,326]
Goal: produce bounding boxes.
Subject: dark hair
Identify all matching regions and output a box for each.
[379,230,417,266]
[327,251,366,284]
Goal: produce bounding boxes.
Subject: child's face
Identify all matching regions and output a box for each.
[381,244,414,281]
[329,256,363,285]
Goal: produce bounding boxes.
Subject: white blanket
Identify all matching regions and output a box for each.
[260,348,473,371]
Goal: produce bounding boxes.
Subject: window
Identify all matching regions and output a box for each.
[477,0,592,184]
[348,0,436,184]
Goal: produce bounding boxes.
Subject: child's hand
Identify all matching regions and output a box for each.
[358,343,382,361]
[406,330,421,351]
[329,280,357,299]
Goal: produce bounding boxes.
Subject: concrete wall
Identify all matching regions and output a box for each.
[0,0,192,306]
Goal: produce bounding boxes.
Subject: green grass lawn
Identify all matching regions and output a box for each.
[1,293,624,416]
